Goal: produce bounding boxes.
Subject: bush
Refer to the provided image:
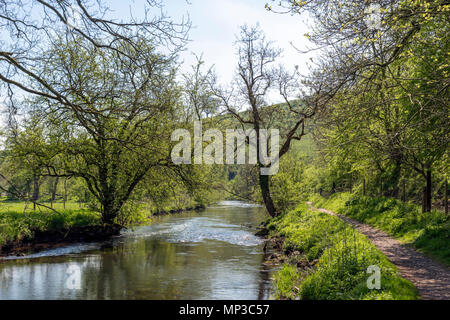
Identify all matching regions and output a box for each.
[268,209,347,260]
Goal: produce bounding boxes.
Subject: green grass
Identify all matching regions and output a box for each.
[0,197,205,248]
[310,193,450,266]
[0,200,85,212]
[0,200,102,247]
[269,204,419,300]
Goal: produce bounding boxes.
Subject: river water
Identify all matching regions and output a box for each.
[0,201,275,300]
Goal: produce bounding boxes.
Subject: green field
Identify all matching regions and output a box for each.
[0,200,86,212]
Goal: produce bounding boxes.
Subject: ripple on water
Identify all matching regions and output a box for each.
[2,243,102,260]
[163,219,264,246]
[0,201,273,300]
[124,217,264,247]
[216,200,263,208]
[2,202,265,260]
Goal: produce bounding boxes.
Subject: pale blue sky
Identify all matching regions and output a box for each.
[108,0,313,92]
[0,0,313,120]
[0,1,314,137]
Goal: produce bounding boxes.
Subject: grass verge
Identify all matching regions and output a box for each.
[268,204,419,300]
[0,201,102,248]
[310,193,450,266]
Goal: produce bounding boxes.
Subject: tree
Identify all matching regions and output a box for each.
[0,117,50,207]
[0,0,189,91]
[0,1,191,224]
[268,0,449,211]
[214,25,317,217]
[182,54,218,122]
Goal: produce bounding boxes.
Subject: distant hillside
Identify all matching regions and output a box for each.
[206,99,318,161]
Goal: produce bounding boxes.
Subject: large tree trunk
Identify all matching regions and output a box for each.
[423,169,432,212]
[102,205,119,225]
[259,173,278,217]
[101,189,120,224]
[102,204,117,224]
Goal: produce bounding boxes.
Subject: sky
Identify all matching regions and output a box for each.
[0,0,314,129]
[108,0,313,91]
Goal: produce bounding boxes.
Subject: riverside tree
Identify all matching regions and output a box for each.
[214,25,317,217]
[0,0,191,224]
[267,0,449,211]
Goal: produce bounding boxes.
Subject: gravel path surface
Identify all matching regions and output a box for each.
[307,202,450,300]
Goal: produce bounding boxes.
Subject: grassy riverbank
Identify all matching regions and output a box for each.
[310,193,450,267]
[0,201,102,251]
[0,198,210,255]
[268,204,419,300]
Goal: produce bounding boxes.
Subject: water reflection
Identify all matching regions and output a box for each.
[0,201,274,300]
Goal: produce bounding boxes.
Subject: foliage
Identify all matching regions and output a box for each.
[0,0,198,225]
[270,205,419,300]
[265,0,449,213]
[273,264,301,300]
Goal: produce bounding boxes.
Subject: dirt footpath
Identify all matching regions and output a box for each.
[307,202,450,300]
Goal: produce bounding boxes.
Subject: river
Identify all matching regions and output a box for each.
[0,201,275,300]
